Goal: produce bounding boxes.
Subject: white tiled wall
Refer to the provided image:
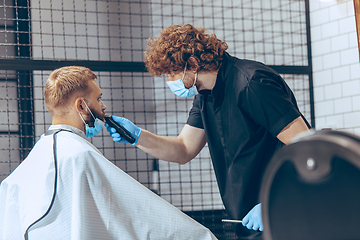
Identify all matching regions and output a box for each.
[310,0,360,134]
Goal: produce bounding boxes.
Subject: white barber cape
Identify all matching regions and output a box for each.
[0,125,217,240]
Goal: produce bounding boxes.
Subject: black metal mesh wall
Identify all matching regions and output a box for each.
[0,0,313,239]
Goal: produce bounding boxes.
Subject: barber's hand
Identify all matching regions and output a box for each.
[105,116,141,145]
[242,203,263,231]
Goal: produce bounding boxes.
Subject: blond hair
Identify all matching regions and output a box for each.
[45,66,97,114]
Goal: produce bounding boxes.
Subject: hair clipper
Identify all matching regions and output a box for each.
[104,115,136,144]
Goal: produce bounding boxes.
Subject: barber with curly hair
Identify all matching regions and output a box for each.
[106,24,310,240]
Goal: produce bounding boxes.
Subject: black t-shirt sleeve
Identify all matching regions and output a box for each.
[186,95,204,129]
[239,73,301,137]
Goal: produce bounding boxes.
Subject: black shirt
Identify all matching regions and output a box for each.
[187,52,310,220]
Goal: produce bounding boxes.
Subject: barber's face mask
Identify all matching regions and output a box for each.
[167,63,197,98]
[78,99,105,138]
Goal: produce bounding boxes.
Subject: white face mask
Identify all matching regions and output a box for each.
[167,63,197,98]
[78,99,105,138]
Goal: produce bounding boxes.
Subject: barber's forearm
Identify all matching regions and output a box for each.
[136,129,192,164]
[277,116,310,145]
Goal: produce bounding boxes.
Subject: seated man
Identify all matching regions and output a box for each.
[0,66,217,240]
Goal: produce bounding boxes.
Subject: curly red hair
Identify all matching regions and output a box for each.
[145,24,228,77]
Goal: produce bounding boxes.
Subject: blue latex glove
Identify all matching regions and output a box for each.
[242,203,263,231]
[105,116,141,145]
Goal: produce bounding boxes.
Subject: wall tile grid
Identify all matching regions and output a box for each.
[310,0,360,134]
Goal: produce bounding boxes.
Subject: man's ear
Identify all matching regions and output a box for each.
[188,56,200,72]
[75,97,86,114]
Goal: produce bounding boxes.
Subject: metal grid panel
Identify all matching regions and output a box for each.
[31,0,151,61]
[149,0,308,66]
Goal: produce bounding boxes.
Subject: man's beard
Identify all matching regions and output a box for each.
[85,107,105,127]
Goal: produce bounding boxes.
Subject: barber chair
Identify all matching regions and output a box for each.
[260,130,360,240]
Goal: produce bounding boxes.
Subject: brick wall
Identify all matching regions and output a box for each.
[310,0,360,133]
